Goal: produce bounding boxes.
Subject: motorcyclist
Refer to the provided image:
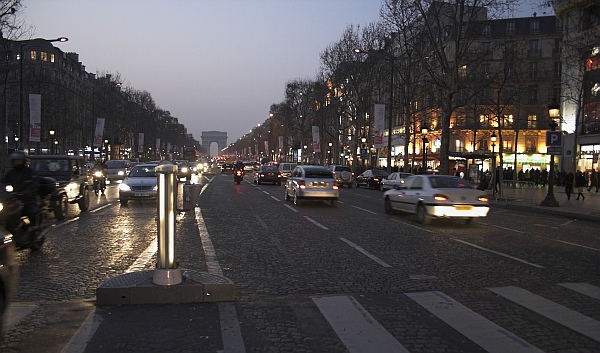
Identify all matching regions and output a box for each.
[1,151,39,225]
[91,159,107,192]
[234,161,245,175]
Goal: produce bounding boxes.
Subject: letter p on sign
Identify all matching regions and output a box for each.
[546,131,561,146]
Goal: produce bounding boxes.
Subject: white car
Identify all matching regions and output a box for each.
[284,166,339,206]
[380,172,412,191]
[383,175,489,224]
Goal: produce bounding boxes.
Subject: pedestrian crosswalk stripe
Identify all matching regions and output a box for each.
[313,295,409,353]
[558,283,600,300]
[489,286,600,343]
[407,291,543,353]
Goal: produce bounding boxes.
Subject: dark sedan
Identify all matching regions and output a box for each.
[221,163,235,174]
[254,165,282,185]
[355,169,389,189]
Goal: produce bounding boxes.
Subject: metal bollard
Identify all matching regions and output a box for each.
[153,162,182,285]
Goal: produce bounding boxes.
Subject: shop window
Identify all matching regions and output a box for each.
[525,138,537,153]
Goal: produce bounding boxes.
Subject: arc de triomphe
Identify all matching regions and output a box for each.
[201,131,227,157]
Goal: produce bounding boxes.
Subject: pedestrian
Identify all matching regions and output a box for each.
[588,168,598,193]
[575,170,586,201]
[564,171,574,200]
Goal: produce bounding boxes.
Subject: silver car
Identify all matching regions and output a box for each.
[380,172,412,191]
[284,166,339,207]
[118,164,158,205]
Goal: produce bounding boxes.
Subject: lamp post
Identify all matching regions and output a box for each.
[540,98,560,207]
[53,139,59,155]
[353,47,395,174]
[421,127,428,174]
[18,37,68,150]
[361,136,367,170]
[49,128,55,154]
[491,132,497,198]
[328,141,333,165]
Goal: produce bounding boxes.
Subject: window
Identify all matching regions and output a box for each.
[41,52,48,62]
[481,63,491,79]
[554,38,561,55]
[525,138,537,153]
[528,86,538,104]
[29,50,37,61]
[527,115,537,129]
[528,62,538,78]
[505,41,515,57]
[554,61,562,77]
[453,116,466,128]
[530,19,539,34]
[503,140,513,152]
[481,42,492,58]
[482,24,491,36]
[458,65,467,78]
[529,40,540,56]
[503,115,514,127]
[50,54,55,63]
[506,21,515,35]
[454,139,465,152]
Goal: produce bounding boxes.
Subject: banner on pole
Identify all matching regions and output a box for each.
[374,104,385,148]
[138,133,144,153]
[93,118,105,147]
[312,126,321,152]
[29,94,42,142]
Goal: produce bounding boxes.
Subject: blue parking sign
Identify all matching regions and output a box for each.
[546,131,561,146]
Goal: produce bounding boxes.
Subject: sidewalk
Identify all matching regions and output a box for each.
[486,184,600,223]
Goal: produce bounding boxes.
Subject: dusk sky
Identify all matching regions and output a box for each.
[22,0,551,154]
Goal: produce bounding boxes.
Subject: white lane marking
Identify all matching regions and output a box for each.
[90,203,111,213]
[284,204,299,212]
[219,302,247,353]
[270,196,280,202]
[312,295,409,353]
[407,291,543,353]
[560,220,574,226]
[52,217,80,230]
[339,237,391,268]
[350,205,377,215]
[304,216,329,230]
[558,283,600,300]
[489,286,600,343]
[195,208,246,352]
[3,303,37,333]
[454,239,544,269]
[126,239,157,273]
[262,190,270,196]
[478,222,526,234]
[553,239,600,251]
[390,218,436,233]
[60,308,102,353]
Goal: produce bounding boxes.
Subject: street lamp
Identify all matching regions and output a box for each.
[540,98,560,207]
[491,132,497,198]
[49,128,55,154]
[328,141,333,165]
[353,47,395,174]
[421,127,428,174]
[18,37,68,150]
[360,136,367,170]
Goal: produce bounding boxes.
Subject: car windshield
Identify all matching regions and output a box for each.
[266,166,279,172]
[30,159,71,173]
[129,166,156,177]
[429,176,472,189]
[336,166,352,172]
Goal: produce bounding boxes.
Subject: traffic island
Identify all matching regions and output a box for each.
[96,269,234,305]
[97,162,234,306]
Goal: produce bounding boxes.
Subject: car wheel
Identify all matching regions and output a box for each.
[355,180,360,188]
[54,193,68,220]
[416,203,432,224]
[293,192,302,206]
[120,198,128,206]
[380,184,385,191]
[331,199,338,207]
[78,187,90,212]
[384,197,394,214]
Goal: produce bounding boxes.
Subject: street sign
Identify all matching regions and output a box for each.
[360,148,368,159]
[547,146,562,155]
[546,131,562,146]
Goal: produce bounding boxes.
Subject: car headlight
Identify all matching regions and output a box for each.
[118,171,125,176]
[94,171,103,177]
[153,185,158,191]
[181,167,188,173]
[67,182,78,193]
[0,202,3,212]
[5,185,13,192]
[119,183,131,191]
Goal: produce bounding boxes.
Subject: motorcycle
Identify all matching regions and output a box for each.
[0,178,55,251]
[234,169,244,185]
[93,170,107,195]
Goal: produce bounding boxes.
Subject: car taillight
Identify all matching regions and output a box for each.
[478,196,488,202]
[260,173,265,177]
[433,194,448,201]
[373,178,380,182]
[299,180,306,189]
[333,185,339,190]
[236,171,243,176]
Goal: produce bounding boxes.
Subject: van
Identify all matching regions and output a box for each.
[278,163,297,180]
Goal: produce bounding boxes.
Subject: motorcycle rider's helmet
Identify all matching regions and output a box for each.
[9,150,28,171]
